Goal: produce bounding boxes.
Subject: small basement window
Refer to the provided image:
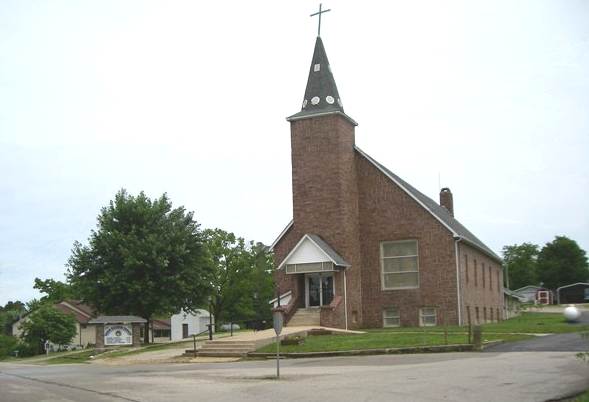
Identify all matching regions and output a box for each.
[419,307,437,327]
[383,307,400,327]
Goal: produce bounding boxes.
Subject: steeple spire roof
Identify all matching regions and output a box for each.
[287,36,357,125]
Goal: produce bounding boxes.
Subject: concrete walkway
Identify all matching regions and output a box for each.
[212,326,364,348]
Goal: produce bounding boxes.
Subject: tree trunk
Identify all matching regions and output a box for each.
[144,319,150,344]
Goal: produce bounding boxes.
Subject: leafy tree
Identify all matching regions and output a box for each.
[33,278,78,303]
[502,243,539,289]
[537,236,589,290]
[204,229,274,328]
[0,334,19,359]
[0,301,26,336]
[20,304,76,353]
[67,189,212,343]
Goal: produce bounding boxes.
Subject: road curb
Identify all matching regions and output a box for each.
[248,343,475,359]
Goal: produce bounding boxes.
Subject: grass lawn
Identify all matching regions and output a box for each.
[369,313,589,335]
[257,332,532,354]
[45,350,97,365]
[573,390,589,402]
[257,313,588,354]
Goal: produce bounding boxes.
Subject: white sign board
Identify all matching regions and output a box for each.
[104,324,133,346]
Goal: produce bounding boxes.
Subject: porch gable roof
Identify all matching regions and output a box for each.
[277,234,351,270]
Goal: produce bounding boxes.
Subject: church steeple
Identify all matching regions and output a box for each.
[287,37,357,125]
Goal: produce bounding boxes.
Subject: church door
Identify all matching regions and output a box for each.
[306,273,334,307]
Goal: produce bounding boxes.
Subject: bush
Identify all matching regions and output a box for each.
[0,334,18,359]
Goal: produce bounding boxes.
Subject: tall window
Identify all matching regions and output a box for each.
[482,262,486,288]
[380,240,419,290]
[464,254,469,284]
[383,307,400,327]
[474,259,478,287]
[489,266,493,290]
[420,307,437,326]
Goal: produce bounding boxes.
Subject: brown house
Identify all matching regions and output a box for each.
[271,36,503,330]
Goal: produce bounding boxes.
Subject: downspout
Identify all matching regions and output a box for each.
[343,269,348,330]
[454,237,463,326]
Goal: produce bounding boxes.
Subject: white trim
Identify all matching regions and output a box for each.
[454,239,463,326]
[269,220,293,251]
[556,282,589,292]
[268,290,292,305]
[286,110,358,126]
[305,272,335,308]
[380,240,420,290]
[277,234,342,270]
[419,307,438,327]
[60,302,92,320]
[344,270,348,330]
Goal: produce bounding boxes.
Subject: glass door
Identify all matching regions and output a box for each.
[306,273,334,307]
[321,275,334,305]
[307,275,321,307]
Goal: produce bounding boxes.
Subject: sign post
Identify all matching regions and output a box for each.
[273,309,284,379]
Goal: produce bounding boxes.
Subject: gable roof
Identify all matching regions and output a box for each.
[55,300,95,324]
[277,233,350,269]
[355,146,501,263]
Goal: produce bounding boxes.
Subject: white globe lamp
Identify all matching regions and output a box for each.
[564,305,581,322]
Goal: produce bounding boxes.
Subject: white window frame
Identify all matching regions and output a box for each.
[419,307,437,327]
[380,240,419,290]
[383,307,400,327]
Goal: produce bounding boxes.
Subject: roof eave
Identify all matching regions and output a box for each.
[287,110,358,126]
[454,236,503,264]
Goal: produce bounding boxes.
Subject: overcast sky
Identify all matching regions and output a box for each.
[1,1,588,305]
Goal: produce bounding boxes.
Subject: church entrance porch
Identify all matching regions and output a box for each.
[305,273,334,308]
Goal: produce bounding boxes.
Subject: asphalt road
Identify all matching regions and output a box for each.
[485,311,589,353]
[1,351,589,402]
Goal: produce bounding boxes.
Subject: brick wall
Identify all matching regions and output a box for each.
[458,243,504,324]
[355,152,459,327]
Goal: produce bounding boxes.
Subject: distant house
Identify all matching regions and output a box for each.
[556,283,589,304]
[512,286,542,303]
[512,285,554,305]
[170,309,213,341]
[12,300,96,347]
[139,318,172,343]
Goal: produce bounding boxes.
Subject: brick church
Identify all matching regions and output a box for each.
[270,35,504,330]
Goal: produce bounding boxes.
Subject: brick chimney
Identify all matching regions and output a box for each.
[440,187,454,217]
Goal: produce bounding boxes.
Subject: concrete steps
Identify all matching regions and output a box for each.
[287,308,320,327]
[195,340,256,357]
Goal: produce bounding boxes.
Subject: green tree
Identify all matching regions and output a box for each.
[537,236,589,290]
[502,243,539,290]
[204,229,274,328]
[33,278,78,303]
[67,189,212,343]
[20,304,76,353]
[0,301,26,336]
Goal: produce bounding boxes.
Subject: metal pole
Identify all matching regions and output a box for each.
[209,299,213,341]
[276,334,280,378]
[193,334,197,357]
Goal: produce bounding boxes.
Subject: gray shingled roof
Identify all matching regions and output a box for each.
[88,315,147,324]
[356,146,501,262]
[307,234,351,267]
[287,37,356,125]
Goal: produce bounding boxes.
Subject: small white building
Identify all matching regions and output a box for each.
[170,309,214,341]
